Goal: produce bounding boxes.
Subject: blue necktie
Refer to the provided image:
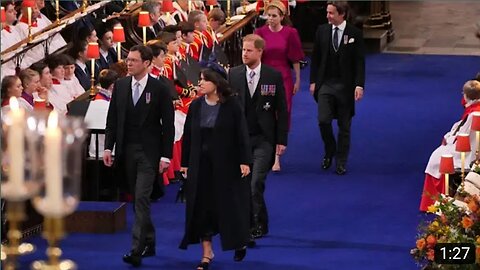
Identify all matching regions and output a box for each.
[133,82,141,105]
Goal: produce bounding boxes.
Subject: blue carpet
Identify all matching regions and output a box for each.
[17,54,480,270]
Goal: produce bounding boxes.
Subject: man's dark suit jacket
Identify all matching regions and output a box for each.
[228,64,289,147]
[75,64,92,90]
[104,75,175,169]
[309,23,366,109]
[98,48,118,71]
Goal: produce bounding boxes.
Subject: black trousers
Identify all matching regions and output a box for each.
[317,83,353,166]
[249,134,275,229]
[125,144,157,252]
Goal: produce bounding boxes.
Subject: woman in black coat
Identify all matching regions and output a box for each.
[180,67,252,270]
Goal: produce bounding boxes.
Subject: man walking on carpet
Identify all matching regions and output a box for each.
[309,1,366,175]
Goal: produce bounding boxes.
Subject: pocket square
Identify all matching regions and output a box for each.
[348,38,355,43]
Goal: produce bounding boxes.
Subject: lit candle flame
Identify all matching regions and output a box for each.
[9,96,19,111]
[47,110,58,129]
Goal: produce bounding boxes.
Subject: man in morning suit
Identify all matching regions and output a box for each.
[103,45,175,267]
[228,34,288,240]
[309,1,366,175]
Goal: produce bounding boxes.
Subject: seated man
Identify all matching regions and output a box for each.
[420,80,480,211]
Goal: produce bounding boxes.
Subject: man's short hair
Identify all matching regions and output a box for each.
[243,34,265,50]
[327,1,349,18]
[130,45,154,62]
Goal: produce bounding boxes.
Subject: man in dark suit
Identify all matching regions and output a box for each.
[228,34,288,240]
[309,1,365,175]
[103,45,174,267]
[137,1,163,42]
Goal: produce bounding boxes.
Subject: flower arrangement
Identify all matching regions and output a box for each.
[411,193,480,269]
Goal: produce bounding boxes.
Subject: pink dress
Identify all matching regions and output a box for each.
[255,25,304,128]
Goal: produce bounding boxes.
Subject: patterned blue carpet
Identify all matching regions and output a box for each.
[16,53,480,270]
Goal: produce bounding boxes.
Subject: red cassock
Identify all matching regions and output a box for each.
[163,55,194,114]
[191,30,207,61]
[150,65,168,79]
[178,41,193,61]
[202,26,217,49]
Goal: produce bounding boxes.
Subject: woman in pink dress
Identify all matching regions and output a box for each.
[255,1,304,171]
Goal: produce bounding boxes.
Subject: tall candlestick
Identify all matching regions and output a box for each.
[27,7,32,42]
[27,7,31,26]
[117,42,122,61]
[142,26,146,45]
[8,97,25,196]
[226,0,232,25]
[55,0,60,23]
[45,111,63,215]
[91,59,95,78]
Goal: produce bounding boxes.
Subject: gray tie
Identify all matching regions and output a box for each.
[248,70,256,97]
[333,27,339,51]
[133,82,141,105]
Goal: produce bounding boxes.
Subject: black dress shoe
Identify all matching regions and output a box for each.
[141,245,155,257]
[336,165,347,175]
[123,251,142,267]
[234,247,247,261]
[322,157,332,170]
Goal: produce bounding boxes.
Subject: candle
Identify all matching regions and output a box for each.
[188,0,192,12]
[27,7,32,26]
[227,0,231,18]
[55,0,59,22]
[45,111,63,215]
[117,42,121,61]
[91,59,95,79]
[8,97,25,194]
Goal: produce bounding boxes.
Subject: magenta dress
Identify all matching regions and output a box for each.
[255,25,304,128]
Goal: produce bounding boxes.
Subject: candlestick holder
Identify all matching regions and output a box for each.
[81,0,88,13]
[55,1,60,23]
[226,0,232,25]
[31,113,87,270]
[1,104,47,269]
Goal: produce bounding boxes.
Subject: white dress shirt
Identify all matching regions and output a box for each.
[246,63,262,96]
[332,20,346,50]
[131,73,149,100]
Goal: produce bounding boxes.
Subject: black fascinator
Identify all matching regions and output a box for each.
[199,52,228,80]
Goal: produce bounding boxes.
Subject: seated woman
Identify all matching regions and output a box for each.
[420,80,480,211]
[1,75,24,110]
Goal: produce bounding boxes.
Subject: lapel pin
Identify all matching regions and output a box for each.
[146,92,151,104]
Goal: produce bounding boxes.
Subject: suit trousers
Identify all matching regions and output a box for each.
[125,144,157,252]
[317,83,353,166]
[249,134,275,229]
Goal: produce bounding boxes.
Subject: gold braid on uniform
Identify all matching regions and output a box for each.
[180,85,197,98]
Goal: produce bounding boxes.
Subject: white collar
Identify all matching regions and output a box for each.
[76,59,87,71]
[100,48,109,58]
[246,62,262,76]
[332,20,346,31]
[132,73,149,88]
